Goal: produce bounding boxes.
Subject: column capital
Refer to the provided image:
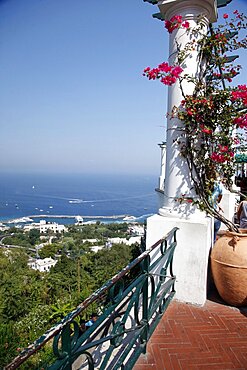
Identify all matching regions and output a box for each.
[157,0,217,23]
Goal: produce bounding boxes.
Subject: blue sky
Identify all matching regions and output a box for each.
[0,0,246,175]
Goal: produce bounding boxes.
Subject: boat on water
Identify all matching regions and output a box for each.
[123,215,136,221]
[69,199,83,204]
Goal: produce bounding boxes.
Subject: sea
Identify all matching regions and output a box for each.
[0,172,158,226]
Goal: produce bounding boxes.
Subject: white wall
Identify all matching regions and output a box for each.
[146,213,212,306]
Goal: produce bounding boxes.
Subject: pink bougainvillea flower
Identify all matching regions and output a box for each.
[233,114,247,128]
[213,72,221,78]
[143,67,160,80]
[219,145,229,153]
[158,62,172,73]
[211,152,226,163]
[165,20,173,33]
[186,108,194,116]
[143,62,182,86]
[182,21,190,29]
[161,75,177,85]
[231,85,247,106]
[211,152,219,162]
[171,65,183,77]
[200,125,212,134]
[238,85,247,90]
[173,15,183,22]
[165,15,189,33]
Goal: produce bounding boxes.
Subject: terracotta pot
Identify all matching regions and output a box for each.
[211,229,247,307]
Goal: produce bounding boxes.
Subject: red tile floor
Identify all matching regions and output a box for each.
[134,290,247,370]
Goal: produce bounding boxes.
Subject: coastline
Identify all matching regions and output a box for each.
[1,213,138,226]
[28,214,128,219]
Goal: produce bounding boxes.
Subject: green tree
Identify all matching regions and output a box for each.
[0,322,21,367]
[39,243,61,259]
[28,229,41,246]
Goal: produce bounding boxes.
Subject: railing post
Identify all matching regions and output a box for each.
[140,255,150,351]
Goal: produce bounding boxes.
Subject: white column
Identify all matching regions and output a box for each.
[156,142,167,209]
[146,0,217,306]
[157,0,217,218]
[158,142,166,191]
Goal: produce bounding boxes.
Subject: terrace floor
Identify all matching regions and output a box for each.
[134,289,247,370]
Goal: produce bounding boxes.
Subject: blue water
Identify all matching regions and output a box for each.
[0,173,158,224]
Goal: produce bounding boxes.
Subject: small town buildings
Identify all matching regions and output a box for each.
[0,223,9,231]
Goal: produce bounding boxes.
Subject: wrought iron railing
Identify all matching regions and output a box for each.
[6,227,179,370]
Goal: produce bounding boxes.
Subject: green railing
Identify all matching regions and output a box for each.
[6,227,179,370]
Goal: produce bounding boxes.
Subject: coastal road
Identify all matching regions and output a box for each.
[0,235,36,252]
[0,234,12,244]
[0,244,36,252]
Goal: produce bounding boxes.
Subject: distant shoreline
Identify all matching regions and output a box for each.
[2,214,130,224]
[29,214,128,219]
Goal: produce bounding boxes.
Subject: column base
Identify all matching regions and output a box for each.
[146,213,213,306]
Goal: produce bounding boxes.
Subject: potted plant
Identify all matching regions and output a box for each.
[143,10,247,306]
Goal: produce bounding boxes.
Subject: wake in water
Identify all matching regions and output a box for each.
[78,193,154,204]
[17,192,154,204]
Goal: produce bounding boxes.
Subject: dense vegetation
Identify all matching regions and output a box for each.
[0,223,141,368]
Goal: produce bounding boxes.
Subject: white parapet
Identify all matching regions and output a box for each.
[146,213,213,306]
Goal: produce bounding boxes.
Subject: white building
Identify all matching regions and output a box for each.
[0,223,9,231]
[28,257,57,272]
[128,225,144,236]
[107,236,142,246]
[24,220,67,234]
[75,216,84,225]
[39,220,67,234]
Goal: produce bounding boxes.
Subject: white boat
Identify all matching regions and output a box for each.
[69,199,83,204]
[123,215,136,221]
